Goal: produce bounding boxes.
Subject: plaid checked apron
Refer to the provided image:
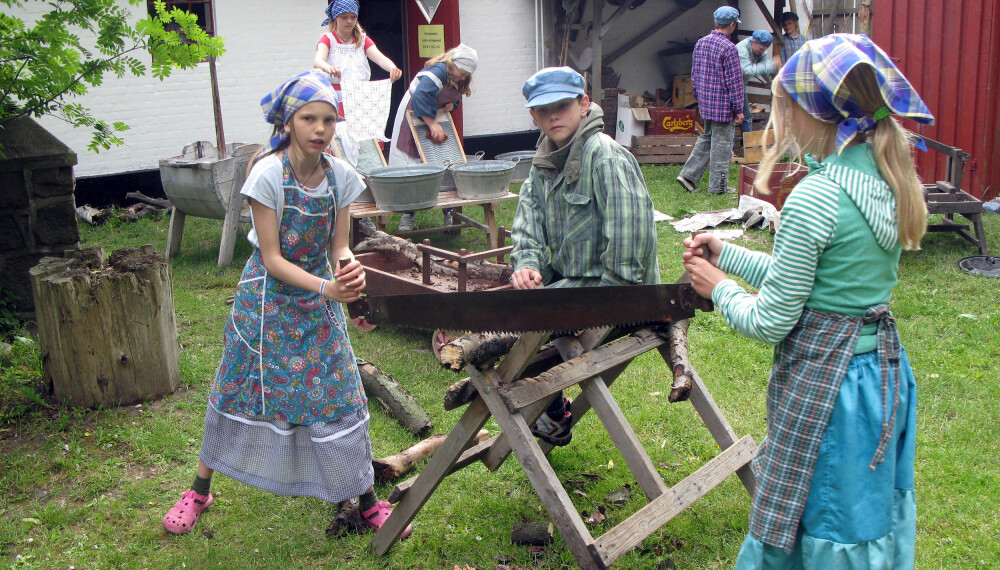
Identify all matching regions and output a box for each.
[749,304,902,552]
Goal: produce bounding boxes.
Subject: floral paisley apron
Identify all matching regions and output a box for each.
[210,153,365,425]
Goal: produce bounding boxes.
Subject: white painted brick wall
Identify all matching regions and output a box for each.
[33,1,322,177]
[459,0,539,137]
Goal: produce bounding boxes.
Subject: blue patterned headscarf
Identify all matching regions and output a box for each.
[778,34,934,154]
[259,71,341,156]
[322,0,359,26]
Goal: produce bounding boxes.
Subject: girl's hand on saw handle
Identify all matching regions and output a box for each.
[682,232,721,265]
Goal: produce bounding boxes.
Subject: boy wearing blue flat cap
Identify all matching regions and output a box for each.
[677,6,745,194]
[735,30,780,133]
[509,67,659,446]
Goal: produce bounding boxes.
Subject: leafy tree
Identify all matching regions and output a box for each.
[0,0,226,152]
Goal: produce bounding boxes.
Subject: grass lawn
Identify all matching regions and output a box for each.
[2,163,999,569]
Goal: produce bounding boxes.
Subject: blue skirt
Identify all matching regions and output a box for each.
[736,348,917,569]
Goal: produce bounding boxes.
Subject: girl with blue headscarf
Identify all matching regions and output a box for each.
[162,71,411,540]
[313,0,402,114]
[683,34,932,568]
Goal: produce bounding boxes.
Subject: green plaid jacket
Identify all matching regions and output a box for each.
[510,132,660,288]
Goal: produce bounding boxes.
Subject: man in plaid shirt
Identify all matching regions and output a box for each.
[677,6,745,195]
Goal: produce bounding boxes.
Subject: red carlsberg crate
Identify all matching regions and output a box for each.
[738,163,809,210]
[645,108,697,136]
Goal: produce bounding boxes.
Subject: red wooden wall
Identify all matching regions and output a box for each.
[871,0,1000,200]
[403,0,464,136]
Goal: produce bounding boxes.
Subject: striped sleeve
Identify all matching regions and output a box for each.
[711,177,839,344]
[717,242,772,288]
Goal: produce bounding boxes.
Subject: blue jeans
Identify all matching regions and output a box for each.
[680,119,735,194]
[741,94,752,133]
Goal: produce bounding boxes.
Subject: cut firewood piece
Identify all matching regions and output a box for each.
[125,191,173,210]
[326,499,366,537]
[511,522,554,545]
[357,360,432,436]
[439,331,520,372]
[75,205,111,225]
[666,319,693,402]
[444,376,479,411]
[373,429,489,481]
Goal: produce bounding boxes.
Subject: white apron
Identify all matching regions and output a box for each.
[387,70,441,166]
[324,32,371,85]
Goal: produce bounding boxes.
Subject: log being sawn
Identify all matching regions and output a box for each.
[372,429,490,481]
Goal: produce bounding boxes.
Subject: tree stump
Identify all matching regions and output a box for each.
[29,245,181,407]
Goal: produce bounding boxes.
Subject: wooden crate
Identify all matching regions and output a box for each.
[630,134,697,165]
[737,162,808,210]
[672,75,695,108]
[742,128,774,163]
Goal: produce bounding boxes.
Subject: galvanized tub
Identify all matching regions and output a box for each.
[440,151,485,192]
[449,160,517,200]
[494,150,535,183]
[159,141,260,222]
[366,164,447,211]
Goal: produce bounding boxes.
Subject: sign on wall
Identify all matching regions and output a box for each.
[418,25,445,57]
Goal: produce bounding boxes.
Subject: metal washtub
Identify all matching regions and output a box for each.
[494,150,536,183]
[365,164,447,211]
[449,160,517,200]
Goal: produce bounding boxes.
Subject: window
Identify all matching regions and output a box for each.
[147,1,216,36]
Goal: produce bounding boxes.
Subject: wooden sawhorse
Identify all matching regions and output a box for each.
[370,326,757,569]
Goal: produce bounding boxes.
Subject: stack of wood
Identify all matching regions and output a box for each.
[628,134,698,165]
[601,87,625,137]
[76,191,172,225]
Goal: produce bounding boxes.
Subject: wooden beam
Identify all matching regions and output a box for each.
[591,0,603,101]
[601,0,635,38]
[753,0,780,33]
[604,5,691,65]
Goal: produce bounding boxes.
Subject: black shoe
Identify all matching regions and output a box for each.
[676,176,698,192]
[530,397,573,446]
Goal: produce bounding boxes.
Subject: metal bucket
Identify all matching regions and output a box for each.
[440,151,485,192]
[494,151,535,183]
[449,160,517,200]
[365,164,446,211]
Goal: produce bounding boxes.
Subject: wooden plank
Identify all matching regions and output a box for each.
[370,396,493,555]
[349,190,518,218]
[742,129,775,147]
[630,148,694,157]
[678,364,758,497]
[578,373,668,501]
[469,367,603,570]
[635,156,690,165]
[482,328,615,471]
[591,436,758,564]
[631,134,699,146]
[500,329,666,411]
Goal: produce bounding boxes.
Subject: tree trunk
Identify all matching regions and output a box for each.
[29,246,180,408]
[373,429,490,481]
[358,360,433,436]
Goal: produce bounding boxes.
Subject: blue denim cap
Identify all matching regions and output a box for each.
[714,6,741,25]
[522,67,586,108]
[752,30,773,46]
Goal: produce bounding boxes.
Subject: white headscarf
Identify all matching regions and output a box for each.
[451,44,478,74]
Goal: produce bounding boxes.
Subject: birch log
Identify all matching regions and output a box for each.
[666,319,694,402]
[357,360,433,435]
[373,429,490,481]
[438,332,520,371]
